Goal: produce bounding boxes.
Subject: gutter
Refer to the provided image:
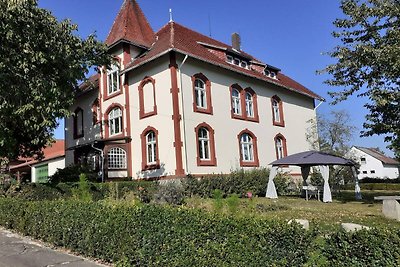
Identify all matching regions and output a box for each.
[178,54,189,174]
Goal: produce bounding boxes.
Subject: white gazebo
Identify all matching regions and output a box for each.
[266,151,361,202]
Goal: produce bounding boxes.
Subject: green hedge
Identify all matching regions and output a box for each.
[183,168,270,197]
[343,183,400,191]
[0,199,399,266]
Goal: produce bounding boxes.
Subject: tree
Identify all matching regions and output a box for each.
[306,110,357,186]
[0,0,110,159]
[320,0,400,158]
[307,110,356,156]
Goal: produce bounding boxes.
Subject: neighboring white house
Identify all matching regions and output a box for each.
[9,140,65,183]
[65,0,322,180]
[348,146,399,179]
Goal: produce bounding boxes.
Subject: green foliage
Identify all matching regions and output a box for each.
[323,228,400,266]
[0,198,399,266]
[343,182,400,191]
[307,110,356,156]
[321,0,400,158]
[226,194,240,215]
[49,164,98,184]
[154,181,185,205]
[274,172,293,195]
[183,168,269,198]
[0,0,111,159]
[71,174,92,202]
[212,189,224,212]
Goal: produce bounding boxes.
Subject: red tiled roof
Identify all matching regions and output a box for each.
[355,146,399,165]
[79,73,100,91]
[9,140,65,170]
[123,22,322,100]
[105,0,155,48]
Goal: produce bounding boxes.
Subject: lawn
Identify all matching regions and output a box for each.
[185,190,400,231]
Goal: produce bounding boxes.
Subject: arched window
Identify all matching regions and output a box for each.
[107,147,127,169]
[139,77,157,119]
[73,107,84,139]
[107,64,120,95]
[141,127,160,170]
[198,127,210,160]
[108,107,122,136]
[195,78,207,109]
[146,131,157,164]
[238,130,259,167]
[195,123,217,166]
[192,73,213,114]
[275,134,287,159]
[245,92,254,118]
[271,95,285,126]
[232,88,241,115]
[240,133,254,162]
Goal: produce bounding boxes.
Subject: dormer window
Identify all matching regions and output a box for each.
[263,66,279,79]
[226,54,249,69]
[270,72,276,79]
[264,69,270,76]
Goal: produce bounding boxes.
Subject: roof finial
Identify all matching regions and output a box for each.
[169,8,173,22]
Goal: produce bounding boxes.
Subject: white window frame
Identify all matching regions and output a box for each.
[227,55,233,63]
[276,137,284,159]
[272,99,281,123]
[240,133,254,162]
[195,78,207,109]
[198,127,210,160]
[109,107,122,136]
[232,88,241,115]
[146,131,157,165]
[107,64,120,95]
[107,147,127,169]
[245,92,254,117]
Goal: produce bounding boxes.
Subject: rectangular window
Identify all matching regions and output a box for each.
[360,157,366,164]
[370,170,376,174]
[362,171,368,174]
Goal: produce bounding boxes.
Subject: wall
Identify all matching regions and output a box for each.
[178,56,316,175]
[31,157,65,183]
[349,147,386,179]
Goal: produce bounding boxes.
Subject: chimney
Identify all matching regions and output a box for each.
[231,33,241,51]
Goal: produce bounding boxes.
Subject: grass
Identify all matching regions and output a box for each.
[185,190,400,231]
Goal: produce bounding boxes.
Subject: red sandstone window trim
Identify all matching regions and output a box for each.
[271,95,285,127]
[274,133,288,160]
[195,122,217,166]
[230,84,259,122]
[140,126,160,171]
[138,76,158,119]
[192,73,213,115]
[237,129,259,167]
[105,103,124,139]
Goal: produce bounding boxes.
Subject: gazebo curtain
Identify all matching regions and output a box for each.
[301,166,310,185]
[319,165,332,202]
[265,166,278,199]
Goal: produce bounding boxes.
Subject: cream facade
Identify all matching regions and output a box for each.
[65,0,321,180]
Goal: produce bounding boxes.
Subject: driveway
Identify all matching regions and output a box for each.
[0,228,109,267]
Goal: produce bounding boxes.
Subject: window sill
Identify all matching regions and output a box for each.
[142,164,160,171]
[104,90,123,101]
[273,120,285,127]
[240,161,259,167]
[140,109,157,119]
[193,106,213,115]
[197,158,217,166]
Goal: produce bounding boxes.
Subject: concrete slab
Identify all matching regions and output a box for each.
[0,228,109,267]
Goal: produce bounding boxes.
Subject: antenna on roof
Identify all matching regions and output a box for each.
[169,8,173,22]
[208,14,212,37]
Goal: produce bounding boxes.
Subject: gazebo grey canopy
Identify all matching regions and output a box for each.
[270,151,356,167]
[265,151,359,202]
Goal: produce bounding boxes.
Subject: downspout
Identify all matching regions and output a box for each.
[178,54,189,174]
[91,143,104,183]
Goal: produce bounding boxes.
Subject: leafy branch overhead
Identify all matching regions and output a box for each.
[0,0,111,159]
[320,0,400,158]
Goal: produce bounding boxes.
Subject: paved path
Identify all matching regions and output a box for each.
[0,228,109,267]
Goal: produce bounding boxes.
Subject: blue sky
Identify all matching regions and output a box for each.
[39,0,394,157]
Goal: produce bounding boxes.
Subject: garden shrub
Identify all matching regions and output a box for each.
[0,198,398,266]
[154,181,185,205]
[183,168,270,197]
[49,164,98,184]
